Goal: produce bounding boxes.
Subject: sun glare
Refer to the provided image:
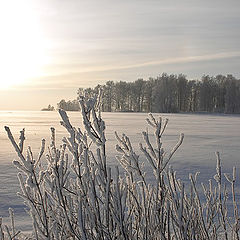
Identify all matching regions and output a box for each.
[0,1,49,90]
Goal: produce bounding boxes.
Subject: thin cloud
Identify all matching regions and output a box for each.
[40,51,240,76]
[121,51,240,70]
[17,50,240,90]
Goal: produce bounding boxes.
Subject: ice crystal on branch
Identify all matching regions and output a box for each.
[3,91,240,239]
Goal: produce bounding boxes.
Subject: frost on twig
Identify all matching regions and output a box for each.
[4,92,240,239]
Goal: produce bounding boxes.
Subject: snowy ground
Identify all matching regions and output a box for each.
[0,111,240,231]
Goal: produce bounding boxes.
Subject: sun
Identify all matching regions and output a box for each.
[0,1,49,90]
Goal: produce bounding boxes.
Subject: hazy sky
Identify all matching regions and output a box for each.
[0,0,240,110]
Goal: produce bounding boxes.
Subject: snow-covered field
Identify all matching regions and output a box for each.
[0,111,240,231]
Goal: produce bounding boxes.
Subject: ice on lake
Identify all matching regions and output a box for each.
[0,111,240,230]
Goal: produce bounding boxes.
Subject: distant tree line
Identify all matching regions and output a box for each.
[57,73,240,113]
[41,104,55,111]
[57,99,80,111]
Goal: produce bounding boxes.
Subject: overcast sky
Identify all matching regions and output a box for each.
[0,0,240,110]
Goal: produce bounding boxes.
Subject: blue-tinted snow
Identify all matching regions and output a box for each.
[0,111,239,230]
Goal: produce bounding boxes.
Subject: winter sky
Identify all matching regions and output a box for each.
[0,0,240,110]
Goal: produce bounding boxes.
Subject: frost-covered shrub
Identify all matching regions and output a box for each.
[3,93,240,239]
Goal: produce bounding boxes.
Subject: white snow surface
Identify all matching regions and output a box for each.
[0,111,240,231]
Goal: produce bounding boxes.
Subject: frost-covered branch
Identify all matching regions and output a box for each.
[3,92,240,239]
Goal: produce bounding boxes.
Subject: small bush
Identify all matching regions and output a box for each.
[2,93,240,239]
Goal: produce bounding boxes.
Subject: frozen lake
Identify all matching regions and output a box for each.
[0,111,240,230]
